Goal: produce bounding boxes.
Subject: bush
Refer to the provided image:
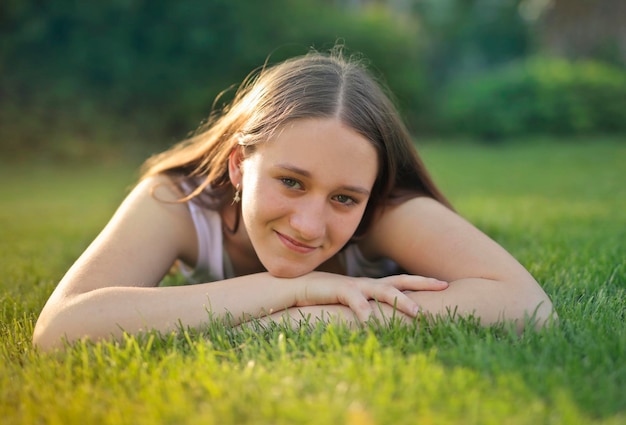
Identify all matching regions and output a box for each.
[438,57,626,140]
[0,0,426,159]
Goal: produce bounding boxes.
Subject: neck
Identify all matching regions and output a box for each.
[221,204,265,276]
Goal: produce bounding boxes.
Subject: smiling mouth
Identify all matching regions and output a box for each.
[275,231,317,254]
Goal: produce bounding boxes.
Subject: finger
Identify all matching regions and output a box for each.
[379,274,449,292]
[337,286,374,323]
[366,285,419,317]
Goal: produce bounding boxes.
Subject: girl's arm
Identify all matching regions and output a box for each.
[32,176,443,350]
[360,196,556,330]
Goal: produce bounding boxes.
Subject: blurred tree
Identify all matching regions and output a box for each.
[3,0,623,157]
[333,0,533,85]
[411,0,532,86]
[0,0,425,158]
[538,0,626,66]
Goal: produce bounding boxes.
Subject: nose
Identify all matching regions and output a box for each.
[289,197,327,241]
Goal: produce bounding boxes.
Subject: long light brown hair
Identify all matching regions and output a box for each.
[141,49,451,237]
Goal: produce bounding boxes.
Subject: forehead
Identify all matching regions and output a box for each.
[252,118,378,187]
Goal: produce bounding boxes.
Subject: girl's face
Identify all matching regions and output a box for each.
[233,118,378,278]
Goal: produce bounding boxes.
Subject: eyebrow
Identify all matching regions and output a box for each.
[274,164,371,196]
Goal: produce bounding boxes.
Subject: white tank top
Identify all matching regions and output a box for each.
[181,200,400,283]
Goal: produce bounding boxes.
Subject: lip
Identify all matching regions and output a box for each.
[275,231,317,254]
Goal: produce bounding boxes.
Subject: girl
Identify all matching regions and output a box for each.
[33,51,554,350]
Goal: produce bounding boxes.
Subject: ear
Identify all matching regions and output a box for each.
[228,145,244,186]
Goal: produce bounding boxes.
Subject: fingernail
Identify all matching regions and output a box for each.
[413,306,420,316]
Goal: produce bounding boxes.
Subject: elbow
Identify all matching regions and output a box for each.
[526,299,558,331]
[33,290,74,351]
[33,320,62,352]
[33,291,105,351]
[514,286,558,332]
[32,303,83,352]
[33,311,70,352]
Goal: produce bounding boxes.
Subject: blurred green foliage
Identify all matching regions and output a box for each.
[1,0,624,159]
[439,57,626,140]
[413,0,532,85]
[0,0,424,159]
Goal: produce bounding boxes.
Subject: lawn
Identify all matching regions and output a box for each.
[1,140,624,424]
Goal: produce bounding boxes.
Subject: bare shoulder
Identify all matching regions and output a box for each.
[126,174,189,209]
[363,196,458,249]
[55,173,198,296]
[110,174,198,264]
[361,196,532,282]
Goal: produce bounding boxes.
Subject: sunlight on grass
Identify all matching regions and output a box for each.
[5,327,624,425]
[1,140,624,424]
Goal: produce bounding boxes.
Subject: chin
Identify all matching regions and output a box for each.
[265,264,315,279]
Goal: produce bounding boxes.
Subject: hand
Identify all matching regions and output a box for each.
[295,273,449,322]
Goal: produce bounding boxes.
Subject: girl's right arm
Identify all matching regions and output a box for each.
[33,176,442,351]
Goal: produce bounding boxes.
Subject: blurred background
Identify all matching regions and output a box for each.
[1,0,625,161]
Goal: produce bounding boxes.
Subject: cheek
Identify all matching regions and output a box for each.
[240,174,284,223]
[332,207,368,241]
[240,162,266,207]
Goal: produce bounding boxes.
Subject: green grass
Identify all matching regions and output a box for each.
[1,140,625,424]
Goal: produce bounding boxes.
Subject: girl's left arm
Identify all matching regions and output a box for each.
[360,196,556,330]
